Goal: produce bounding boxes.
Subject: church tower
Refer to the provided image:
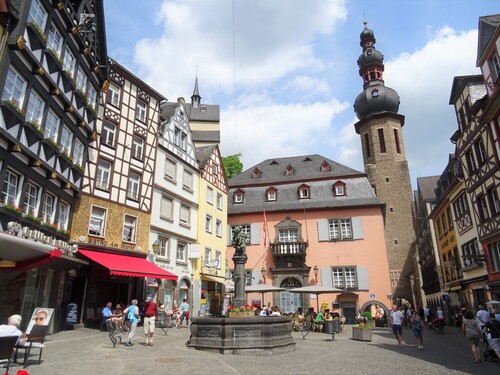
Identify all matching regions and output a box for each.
[353,21,415,302]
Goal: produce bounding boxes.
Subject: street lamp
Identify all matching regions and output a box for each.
[261,266,266,282]
[149,240,159,263]
[313,265,319,281]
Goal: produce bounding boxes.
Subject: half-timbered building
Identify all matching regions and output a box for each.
[71,58,177,312]
[0,0,107,328]
[474,15,500,298]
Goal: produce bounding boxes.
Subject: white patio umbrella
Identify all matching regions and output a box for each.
[245,284,286,307]
[486,300,500,305]
[289,285,343,312]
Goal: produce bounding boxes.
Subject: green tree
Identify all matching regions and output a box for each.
[222,153,243,181]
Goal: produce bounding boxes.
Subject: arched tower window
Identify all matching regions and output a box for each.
[377,128,386,153]
[394,129,401,154]
[364,133,371,158]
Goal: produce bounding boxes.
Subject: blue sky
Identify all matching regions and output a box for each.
[103,0,499,189]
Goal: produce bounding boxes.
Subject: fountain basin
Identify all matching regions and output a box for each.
[187,316,296,355]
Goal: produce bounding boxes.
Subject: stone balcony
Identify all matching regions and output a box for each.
[271,241,307,260]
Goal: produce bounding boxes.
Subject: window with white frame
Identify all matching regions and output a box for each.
[475,139,487,164]
[205,215,212,233]
[57,201,70,230]
[122,215,137,243]
[132,136,144,160]
[89,206,106,236]
[176,243,187,262]
[96,159,111,190]
[216,193,223,210]
[179,205,190,226]
[28,0,48,29]
[127,172,140,200]
[73,138,84,166]
[60,126,73,154]
[87,84,97,109]
[489,240,500,273]
[332,267,357,289]
[328,218,353,240]
[160,195,173,220]
[136,100,146,122]
[101,122,116,147]
[158,236,169,259]
[245,270,253,286]
[488,188,500,216]
[45,109,60,141]
[2,169,20,205]
[47,24,63,56]
[206,186,213,205]
[164,158,176,181]
[182,170,193,190]
[62,46,76,76]
[279,228,298,242]
[216,219,222,237]
[211,164,218,175]
[42,192,56,223]
[230,225,250,243]
[466,149,477,172]
[2,66,27,107]
[215,251,222,269]
[108,83,120,107]
[204,247,212,266]
[478,195,490,222]
[266,188,277,201]
[490,54,500,83]
[234,191,244,203]
[462,239,481,267]
[24,182,39,216]
[26,90,45,124]
[299,186,310,199]
[174,127,187,150]
[75,66,87,90]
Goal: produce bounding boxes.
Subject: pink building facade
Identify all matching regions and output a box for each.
[226,155,392,324]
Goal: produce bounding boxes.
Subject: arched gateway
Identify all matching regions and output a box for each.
[280,277,303,313]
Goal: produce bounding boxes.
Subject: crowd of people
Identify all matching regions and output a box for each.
[387,303,500,362]
[100,297,190,347]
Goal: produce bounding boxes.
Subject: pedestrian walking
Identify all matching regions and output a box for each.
[423,306,430,328]
[123,299,140,347]
[389,305,404,348]
[411,310,424,349]
[179,298,190,327]
[461,310,482,363]
[143,296,157,346]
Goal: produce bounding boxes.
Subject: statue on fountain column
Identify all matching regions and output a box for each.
[232,226,247,256]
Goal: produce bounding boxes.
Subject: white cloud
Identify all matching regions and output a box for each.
[220,97,350,170]
[132,0,348,99]
[383,27,479,183]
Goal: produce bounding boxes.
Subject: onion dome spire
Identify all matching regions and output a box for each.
[354,20,400,120]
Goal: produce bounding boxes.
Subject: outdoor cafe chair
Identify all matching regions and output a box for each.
[14,325,48,368]
[156,310,173,335]
[0,335,19,374]
[105,320,123,348]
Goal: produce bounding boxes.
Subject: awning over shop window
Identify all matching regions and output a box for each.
[78,249,178,280]
[201,274,226,284]
[0,232,88,271]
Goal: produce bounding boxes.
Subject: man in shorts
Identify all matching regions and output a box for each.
[390,305,404,348]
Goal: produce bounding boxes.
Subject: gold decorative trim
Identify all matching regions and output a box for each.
[102,80,110,92]
[80,120,87,128]
[50,172,57,179]
[37,67,45,76]
[57,1,64,10]
[93,66,100,73]
[34,159,42,167]
[16,35,26,49]
[71,26,78,35]
[83,47,89,55]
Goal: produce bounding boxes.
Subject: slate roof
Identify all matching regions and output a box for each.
[185,103,220,122]
[229,154,364,186]
[476,14,500,66]
[192,130,220,143]
[417,176,439,202]
[228,154,382,214]
[195,145,217,169]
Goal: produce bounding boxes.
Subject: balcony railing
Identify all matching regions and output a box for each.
[271,241,307,257]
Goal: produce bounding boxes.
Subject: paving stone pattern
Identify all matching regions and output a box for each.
[10,325,500,375]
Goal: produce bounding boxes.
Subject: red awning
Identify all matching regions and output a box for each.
[78,249,178,280]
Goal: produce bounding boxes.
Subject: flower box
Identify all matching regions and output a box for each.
[228,311,253,318]
[352,326,372,341]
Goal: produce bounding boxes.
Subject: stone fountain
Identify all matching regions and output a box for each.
[186,226,295,355]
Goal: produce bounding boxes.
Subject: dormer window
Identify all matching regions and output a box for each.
[285,164,294,176]
[333,181,346,196]
[266,187,277,202]
[321,161,330,172]
[298,184,310,199]
[234,189,245,204]
[252,167,261,178]
[371,89,379,97]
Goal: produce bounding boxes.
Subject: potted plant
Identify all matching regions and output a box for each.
[226,304,254,318]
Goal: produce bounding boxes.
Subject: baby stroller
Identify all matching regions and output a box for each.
[482,328,499,361]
